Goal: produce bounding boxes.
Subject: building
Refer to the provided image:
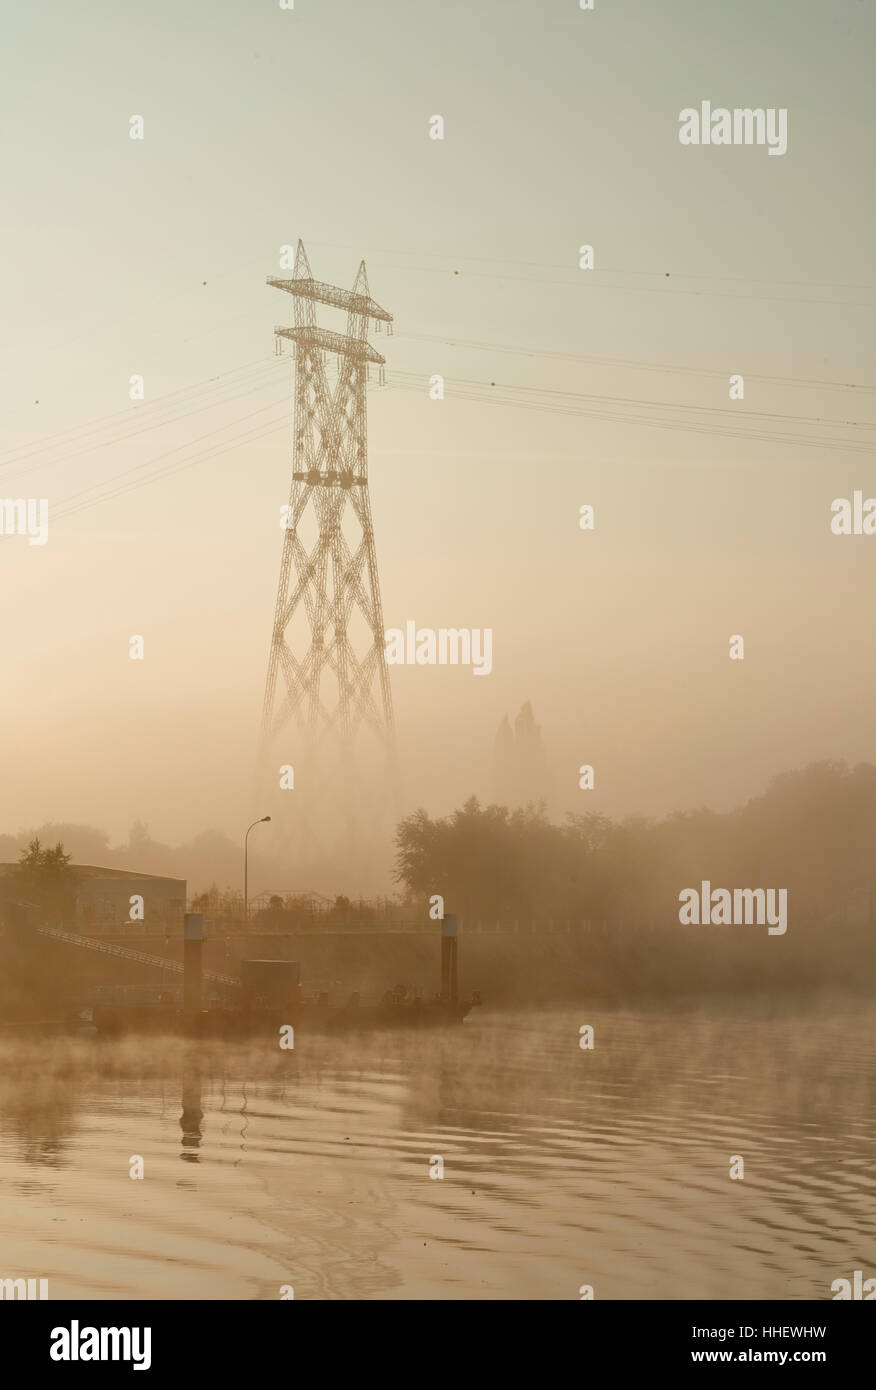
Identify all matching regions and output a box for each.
[73,866,187,935]
[0,863,187,936]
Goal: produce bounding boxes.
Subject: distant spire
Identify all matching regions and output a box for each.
[492,703,550,808]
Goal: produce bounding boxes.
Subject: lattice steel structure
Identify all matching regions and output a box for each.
[260,242,395,762]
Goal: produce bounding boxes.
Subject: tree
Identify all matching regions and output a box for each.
[8,838,80,918]
[395,797,578,919]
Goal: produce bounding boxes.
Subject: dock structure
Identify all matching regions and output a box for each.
[441,913,459,1003]
[27,916,238,989]
[183,913,204,1021]
[2,897,480,1036]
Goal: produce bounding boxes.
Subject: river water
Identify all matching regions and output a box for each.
[0,1000,873,1300]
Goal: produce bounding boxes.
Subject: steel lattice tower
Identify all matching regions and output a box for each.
[261,241,395,770]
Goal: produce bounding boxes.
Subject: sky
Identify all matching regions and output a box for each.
[1,0,875,891]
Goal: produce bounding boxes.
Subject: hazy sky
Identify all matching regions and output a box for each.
[1,0,875,884]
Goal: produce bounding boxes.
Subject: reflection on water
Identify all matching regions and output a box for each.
[0,1001,874,1299]
[180,1065,203,1163]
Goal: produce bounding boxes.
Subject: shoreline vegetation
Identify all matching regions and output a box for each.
[1,760,875,1017]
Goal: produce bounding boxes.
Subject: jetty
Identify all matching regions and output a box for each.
[94,911,478,1038]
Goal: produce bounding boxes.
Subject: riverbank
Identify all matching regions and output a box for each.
[2,914,873,1018]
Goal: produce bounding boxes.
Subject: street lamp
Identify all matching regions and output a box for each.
[244,816,271,925]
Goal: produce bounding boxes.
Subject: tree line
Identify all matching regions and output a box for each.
[393,761,876,930]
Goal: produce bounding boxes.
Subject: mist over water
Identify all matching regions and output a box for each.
[2,1000,872,1300]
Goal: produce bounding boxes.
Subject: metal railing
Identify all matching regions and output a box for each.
[34,922,240,988]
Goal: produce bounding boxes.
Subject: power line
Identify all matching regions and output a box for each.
[398,331,876,396]
[53,401,289,519]
[11,237,870,398]
[50,357,876,523]
[307,237,876,304]
[385,376,876,458]
[9,327,872,492]
[0,357,283,473]
[387,369,876,431]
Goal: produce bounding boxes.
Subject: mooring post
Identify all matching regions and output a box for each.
[441,913,458,1003]
[184,913,203,1022]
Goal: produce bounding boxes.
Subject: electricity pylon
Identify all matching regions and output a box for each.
[259,243,396,877]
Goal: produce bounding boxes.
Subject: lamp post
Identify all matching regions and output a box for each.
[244,817,271,926]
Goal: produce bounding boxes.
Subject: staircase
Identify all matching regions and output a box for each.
[32,921,240,989]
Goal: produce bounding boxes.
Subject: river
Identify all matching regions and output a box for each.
[0,999,873,1299]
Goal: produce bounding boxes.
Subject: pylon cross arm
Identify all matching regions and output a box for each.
[276,325,385,365]
[267,275,392,323]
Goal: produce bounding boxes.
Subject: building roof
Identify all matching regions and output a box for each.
[0,862,185,885]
